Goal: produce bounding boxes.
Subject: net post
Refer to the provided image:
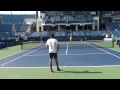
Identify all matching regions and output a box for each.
[111,34,115,48]
[21,42,23,50]
[112,41,114,48]
[112,38,115,48]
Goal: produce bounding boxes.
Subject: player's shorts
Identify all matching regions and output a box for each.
[49,53,57,59]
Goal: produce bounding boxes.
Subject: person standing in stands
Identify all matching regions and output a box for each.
[70,32,73,43]
[40,35,43,42]
[46,33,61,72]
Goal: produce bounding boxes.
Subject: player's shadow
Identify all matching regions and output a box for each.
[55,70,102,73]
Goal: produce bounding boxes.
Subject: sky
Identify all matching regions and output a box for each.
[0,11,36,14]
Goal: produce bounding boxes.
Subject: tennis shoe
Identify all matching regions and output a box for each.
[57,68,61,71]
[51,70,54,72]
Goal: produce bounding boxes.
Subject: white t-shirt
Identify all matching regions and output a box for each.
[46,38,58,53]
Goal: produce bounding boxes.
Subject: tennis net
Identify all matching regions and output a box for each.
[21,40,114,50]
[21,41,45,50]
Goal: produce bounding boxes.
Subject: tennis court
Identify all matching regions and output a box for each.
[0,41,120,79]
[0,41,120,67]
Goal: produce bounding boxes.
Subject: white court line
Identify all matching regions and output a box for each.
[0,49,28,60]
[66,44,68,55]
[66,53,108,55]
[62,65,120,68]
[1,65,120,68]
[93,43,120,53]
[0,45,44,60]
[25,54,65,56]
[105,46,120,53]
[0,46,45,67]
[109,48,120,53]
[25,53,108,56]
[88,44,120,59]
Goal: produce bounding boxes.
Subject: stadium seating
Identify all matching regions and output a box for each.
[42,11,93,24]
[106,22,120,30]
[0,14,35,23]
[0,42,6,49]
[0,23,12,32]
[15,24,30,32]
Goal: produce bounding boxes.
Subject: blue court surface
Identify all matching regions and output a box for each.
[0,43,120,67]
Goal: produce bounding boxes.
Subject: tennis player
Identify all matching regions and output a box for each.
[46,33,61,72]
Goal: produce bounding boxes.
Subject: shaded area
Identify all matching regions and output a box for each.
[54,70,102,74]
